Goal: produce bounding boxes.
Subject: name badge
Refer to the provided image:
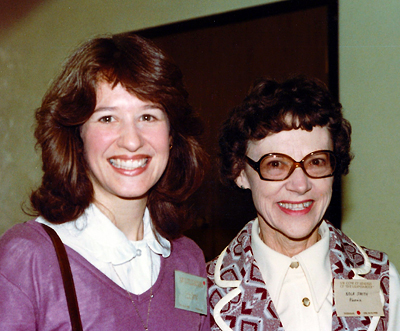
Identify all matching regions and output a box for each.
[175,270,207,315]
[334,279,384,317]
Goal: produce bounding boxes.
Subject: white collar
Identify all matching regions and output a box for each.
[251,219,331,312]
[37,203,171,265]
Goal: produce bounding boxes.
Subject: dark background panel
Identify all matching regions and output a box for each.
[139,0,338,261]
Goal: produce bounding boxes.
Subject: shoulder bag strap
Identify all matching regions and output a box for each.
[41,224,83,331]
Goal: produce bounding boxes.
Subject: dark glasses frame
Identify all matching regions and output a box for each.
[245,149,336,181]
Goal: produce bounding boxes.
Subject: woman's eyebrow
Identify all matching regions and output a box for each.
[93,104,164,112]
[93,106,117,112]
[142,103,163,110]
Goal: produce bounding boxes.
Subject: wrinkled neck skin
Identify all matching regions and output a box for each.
[259,219,322,257]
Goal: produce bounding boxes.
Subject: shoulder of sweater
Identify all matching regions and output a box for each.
[171,235,203,255]
[169,236,206,274]
[0,220,60,284]
[0,220,51,253]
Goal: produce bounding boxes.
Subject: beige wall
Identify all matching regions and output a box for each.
[340,0,400,268]
[1,0,399,267]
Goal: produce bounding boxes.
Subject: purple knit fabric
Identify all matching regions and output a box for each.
[0,220,210,330]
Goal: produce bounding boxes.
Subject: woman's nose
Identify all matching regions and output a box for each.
[117,123,143,151]
[285,167,312,194]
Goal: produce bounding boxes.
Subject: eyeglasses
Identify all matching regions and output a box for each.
[245,150,336,181]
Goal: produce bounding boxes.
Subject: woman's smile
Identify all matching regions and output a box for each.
[277,200,314,215]
[109,155,149,171]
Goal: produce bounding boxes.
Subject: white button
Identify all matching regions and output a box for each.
[290,261,299,268]
[136,249,142,256]
[302,297,310,307]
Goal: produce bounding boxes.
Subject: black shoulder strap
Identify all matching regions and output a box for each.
[41,224,83,331]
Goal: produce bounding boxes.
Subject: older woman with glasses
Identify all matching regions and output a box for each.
[207,76,400,331]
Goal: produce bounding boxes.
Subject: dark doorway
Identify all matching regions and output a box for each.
[138,0,339,261]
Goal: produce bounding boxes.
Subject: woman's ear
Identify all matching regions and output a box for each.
[235,169,250,190]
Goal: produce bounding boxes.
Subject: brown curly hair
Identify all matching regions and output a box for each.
[30,32,207,239]
[219,76,352,187]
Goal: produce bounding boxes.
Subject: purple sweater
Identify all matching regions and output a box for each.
[0,220,210,330]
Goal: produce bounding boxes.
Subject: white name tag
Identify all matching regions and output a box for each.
[175,270,207,315]
[334,279,384,317]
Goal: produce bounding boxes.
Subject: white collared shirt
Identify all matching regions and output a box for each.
[252,220,332,331]
[36,204,171,295]
[251,219,400,331]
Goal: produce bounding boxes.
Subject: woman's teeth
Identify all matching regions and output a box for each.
[109,158,148,170]
[278,201,312,210]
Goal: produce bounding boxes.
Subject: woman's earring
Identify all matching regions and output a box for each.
[240,185,245,189]
[169,144,173,150]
